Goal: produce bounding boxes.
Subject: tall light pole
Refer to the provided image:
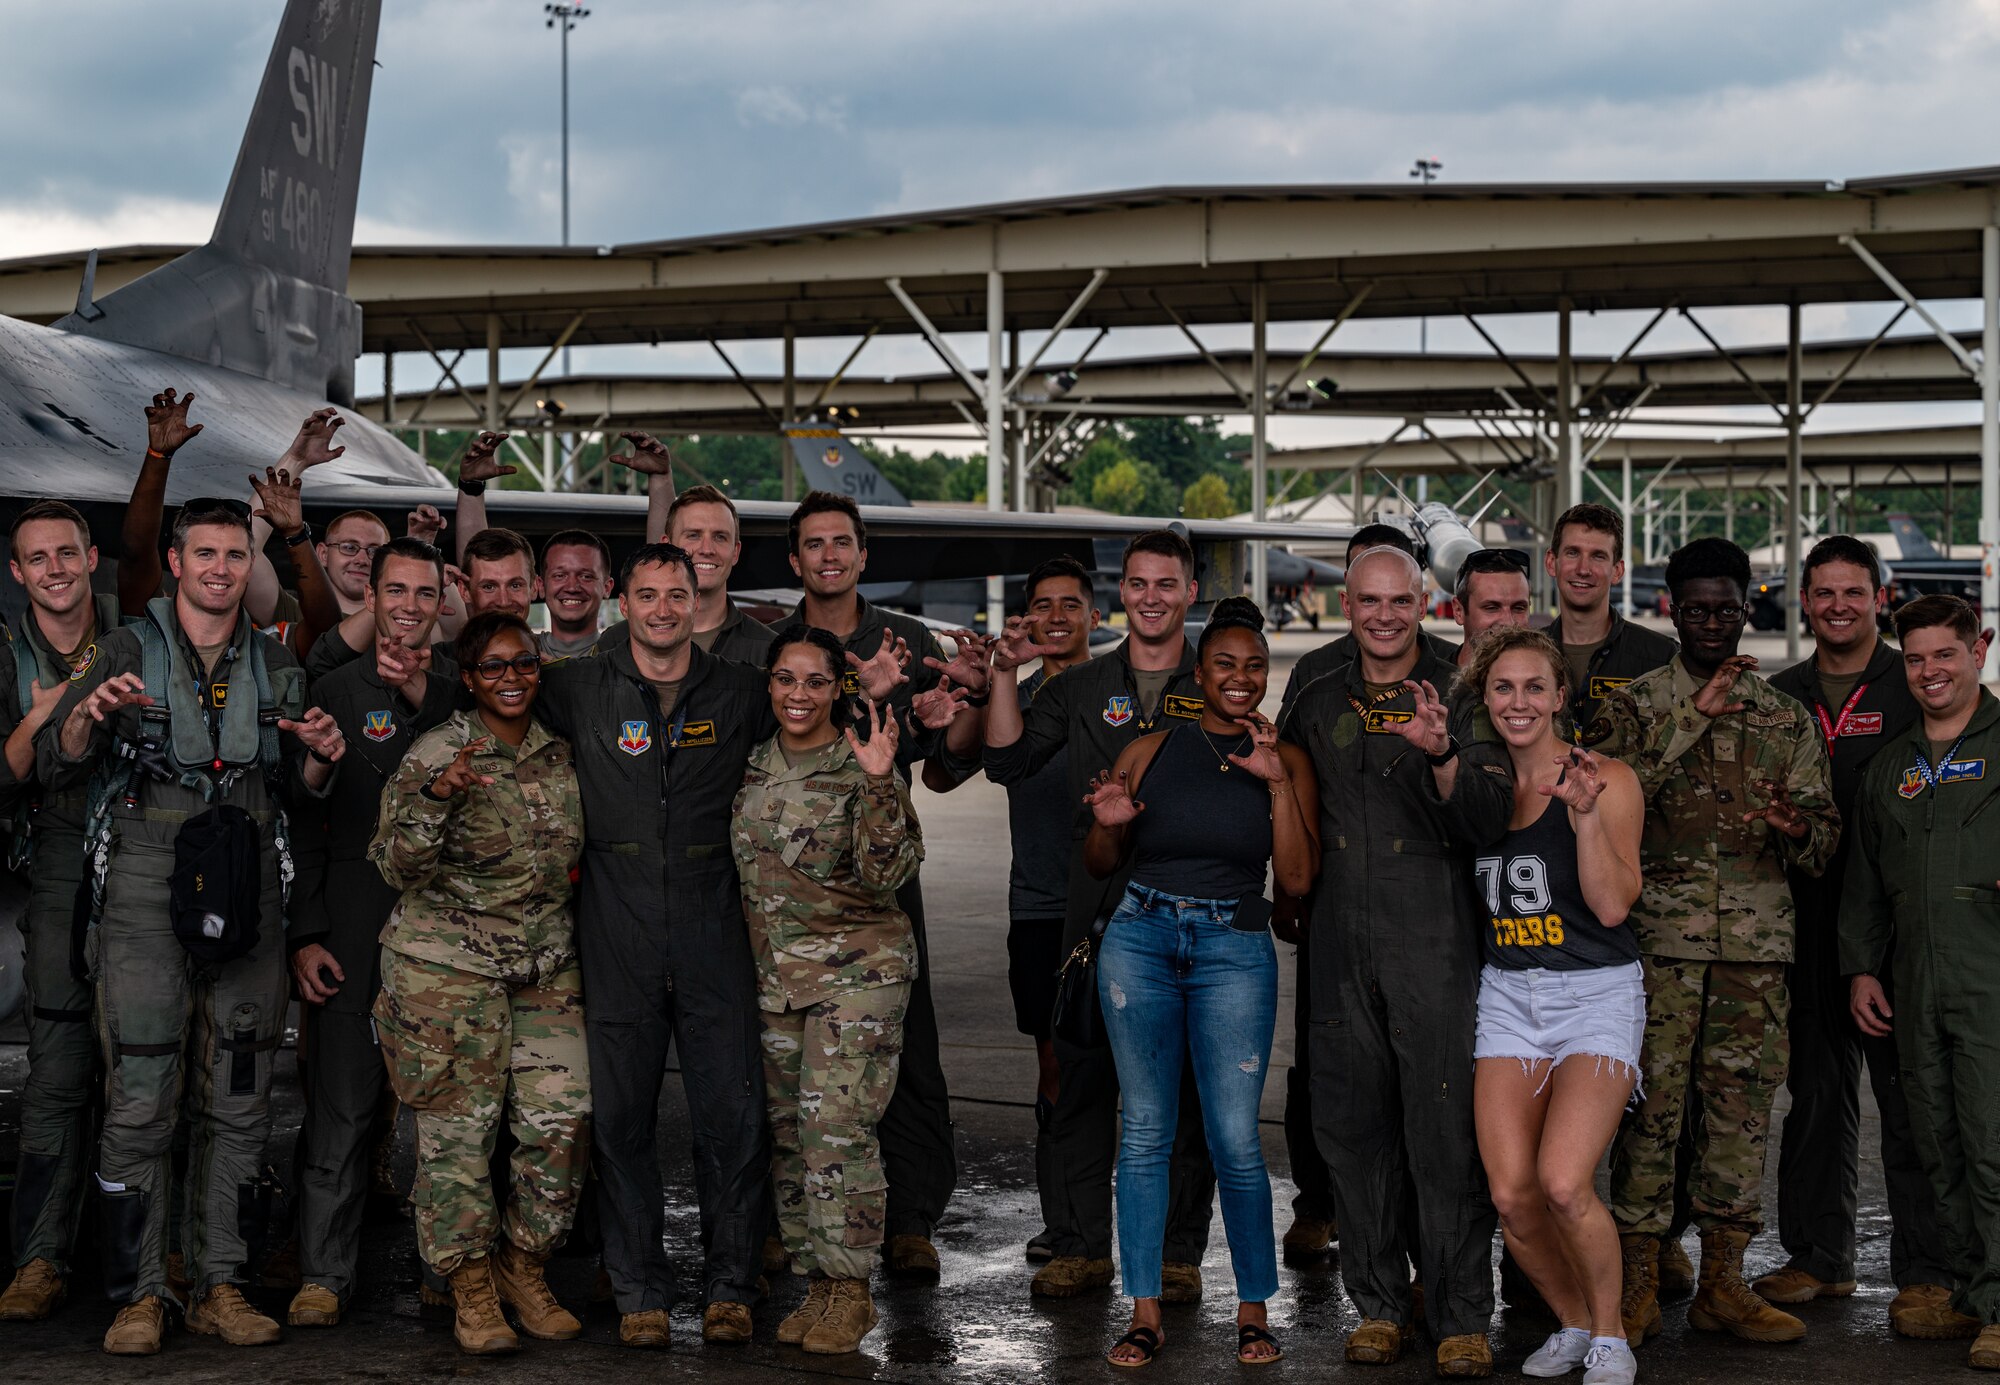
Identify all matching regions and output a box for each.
[546,4,589,381]
[1409,156,1442,353]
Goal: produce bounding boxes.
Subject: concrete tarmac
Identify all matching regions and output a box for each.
[0,620,1967,1380]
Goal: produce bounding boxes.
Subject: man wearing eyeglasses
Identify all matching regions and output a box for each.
[1597,537,1837,1348]
[314,512,392,619]
[1544,504,1679,747]
[282,537,458,1331]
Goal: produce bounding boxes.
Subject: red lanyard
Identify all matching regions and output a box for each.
[1812,682,1869,749]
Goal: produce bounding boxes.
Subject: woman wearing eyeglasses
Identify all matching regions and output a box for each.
[731,625,924,1356]
[368,611,589,1357]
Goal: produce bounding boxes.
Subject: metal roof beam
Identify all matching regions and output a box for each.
[1004,269,1108,396]
[885,277,987,399]
[1840,235,1981,378]
[1266,285,1374,401]
[1150,291,1253,408]
[1679,309,1786,417]
[1807,304,1909,413]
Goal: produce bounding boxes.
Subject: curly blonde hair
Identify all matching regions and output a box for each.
[1450,625,1569,706]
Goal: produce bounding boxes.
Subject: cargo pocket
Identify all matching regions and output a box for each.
[372,984,471,1115]
[777,799,841,882]
[842,1174,888,1250]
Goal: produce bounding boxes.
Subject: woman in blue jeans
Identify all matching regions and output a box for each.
[1083,597,1321,1368]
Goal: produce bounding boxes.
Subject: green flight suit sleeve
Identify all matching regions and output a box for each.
[1838,770,1894,977]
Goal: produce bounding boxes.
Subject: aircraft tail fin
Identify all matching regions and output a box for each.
[52,0,381,403]
[784,424,912,507]
[1886,513,1942,560]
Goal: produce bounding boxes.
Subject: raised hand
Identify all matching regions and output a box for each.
[1084,768,1145,828]
[80,672,153,723]
[376,638,431,694]
[1391,679,1451,756]
[1542,748,1610,814]
[848,630,911,701]
[279,407,347,473]
[1743,777,1809,839]
[279,707,346,763]
[1692,655,1756,719]
[145,388,203,458]
[457,431,516,486]
[1226,711,1287,783]
[248,466,304,535]
[605,431,674,476]
[924,629,993,695]
[991,614,1063,673]
[406,504,446,546]
[845,697,900,777]
[423,738,493,799]
[911,681,972,729]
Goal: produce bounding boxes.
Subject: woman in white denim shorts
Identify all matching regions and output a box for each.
[1458,628,1645,1385]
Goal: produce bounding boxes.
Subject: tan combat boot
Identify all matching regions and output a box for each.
[1657,1236,1696,1300]
[492,1238,581,1340]
[1030,1255,1115,1298]
[778,1277,833,1345]
[802,1277,878,1355]
[0,1258,66,1320]
[1436,1332,1494,1377]
[1344,1317,1412,1364]
[102,1295,170,1355]
[1160,1261,1203,1303]
[1752,1264,1856,1304]
[186,1283,281,1345]
[1282,1214,1336,1265]
[1616,1234,1662,1344]
[884,1233,940,1281]
[448,1258,520,1356]
[1972,1324,2000,1369]
[287,1281,341,1327]
[1890,1283,1981,1340]
[1687,1227,1805,1342]
[619,1307,671,1348]
[703,1300,753,1344]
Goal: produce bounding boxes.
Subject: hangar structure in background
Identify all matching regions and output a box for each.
[7,170,2000,655]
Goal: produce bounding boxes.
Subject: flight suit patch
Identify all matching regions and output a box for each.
[1103,695,1134,727]
[671,720,716,748]
[1363,710,1414,734]
[69,644,96,680]
[1579,715,1614,747]
[362,710,396,742]
[1162,694,1204,719]
[1941,759,1986,784]
[1587,675,1631,701]
[1839,712,1883,736]
[617,720,652,755]
[841,670,861,695]
[210,683,228,707]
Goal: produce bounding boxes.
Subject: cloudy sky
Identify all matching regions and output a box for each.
[5,0,1998,439]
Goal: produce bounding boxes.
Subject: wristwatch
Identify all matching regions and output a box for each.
[283,523,313,547]
[1424,738,1460,767]
[457,477,487,497]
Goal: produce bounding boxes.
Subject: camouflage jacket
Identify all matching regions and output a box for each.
[1600,656,1838,962]
[370,709,585,981]
[732,734,925,1012]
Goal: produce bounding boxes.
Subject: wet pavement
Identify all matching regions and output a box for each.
[0,623,1968,1381]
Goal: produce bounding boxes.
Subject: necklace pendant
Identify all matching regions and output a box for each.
[1219,763,1229,772]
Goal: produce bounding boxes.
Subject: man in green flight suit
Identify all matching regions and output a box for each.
[1842,593,2000,1369]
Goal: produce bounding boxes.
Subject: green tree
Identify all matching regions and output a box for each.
[1181,472,1234,519]
[1090,457,1177,516]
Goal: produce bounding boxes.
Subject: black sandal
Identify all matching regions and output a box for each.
[1107,1325,1162,1368]
[1237,1322,1283,1365]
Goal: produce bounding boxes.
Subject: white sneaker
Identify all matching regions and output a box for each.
[1581,1340,1638,1385]
[1523,1329,1591,1377]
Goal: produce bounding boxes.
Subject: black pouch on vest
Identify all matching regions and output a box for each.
[169,805,262,965]
[1229,893,1274,934]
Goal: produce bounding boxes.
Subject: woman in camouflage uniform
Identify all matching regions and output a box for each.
[369,612,588,1357]
[732,625,925,1355]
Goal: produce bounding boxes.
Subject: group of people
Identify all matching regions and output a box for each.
[0,393,1995,1381]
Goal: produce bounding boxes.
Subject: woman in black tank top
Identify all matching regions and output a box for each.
[1456,626,1646,1377]
[1082,599,1320,1369]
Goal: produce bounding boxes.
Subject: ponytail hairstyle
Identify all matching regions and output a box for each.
[1198,596,1268,659]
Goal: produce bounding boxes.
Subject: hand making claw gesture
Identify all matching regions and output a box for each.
[1692,655,1757,719]
[848,630,911,701]
[1542,747,1609,814]
[990,614,1064,673]
[280,707,346,765]
[846,697,900,777]
[1391,679,1451,757]
[248,467,304,536]
[605,431,674,476]
[1226,711,1287,783]
[77,672,154,724]
[145,388,203,459]
[405,504,446,546]
[376,638,431,696]
[279,408,347,474]
[1084,768,1145,828]
[911,681,973,729]
[457,432,516,487]
[1744,777,1810,839]
[925,629,993,695]
[423,738,493,799]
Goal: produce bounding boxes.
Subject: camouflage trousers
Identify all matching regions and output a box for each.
[374,948,591,1276]
[1609,957,1789,1236]
[761,982,910,1280]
